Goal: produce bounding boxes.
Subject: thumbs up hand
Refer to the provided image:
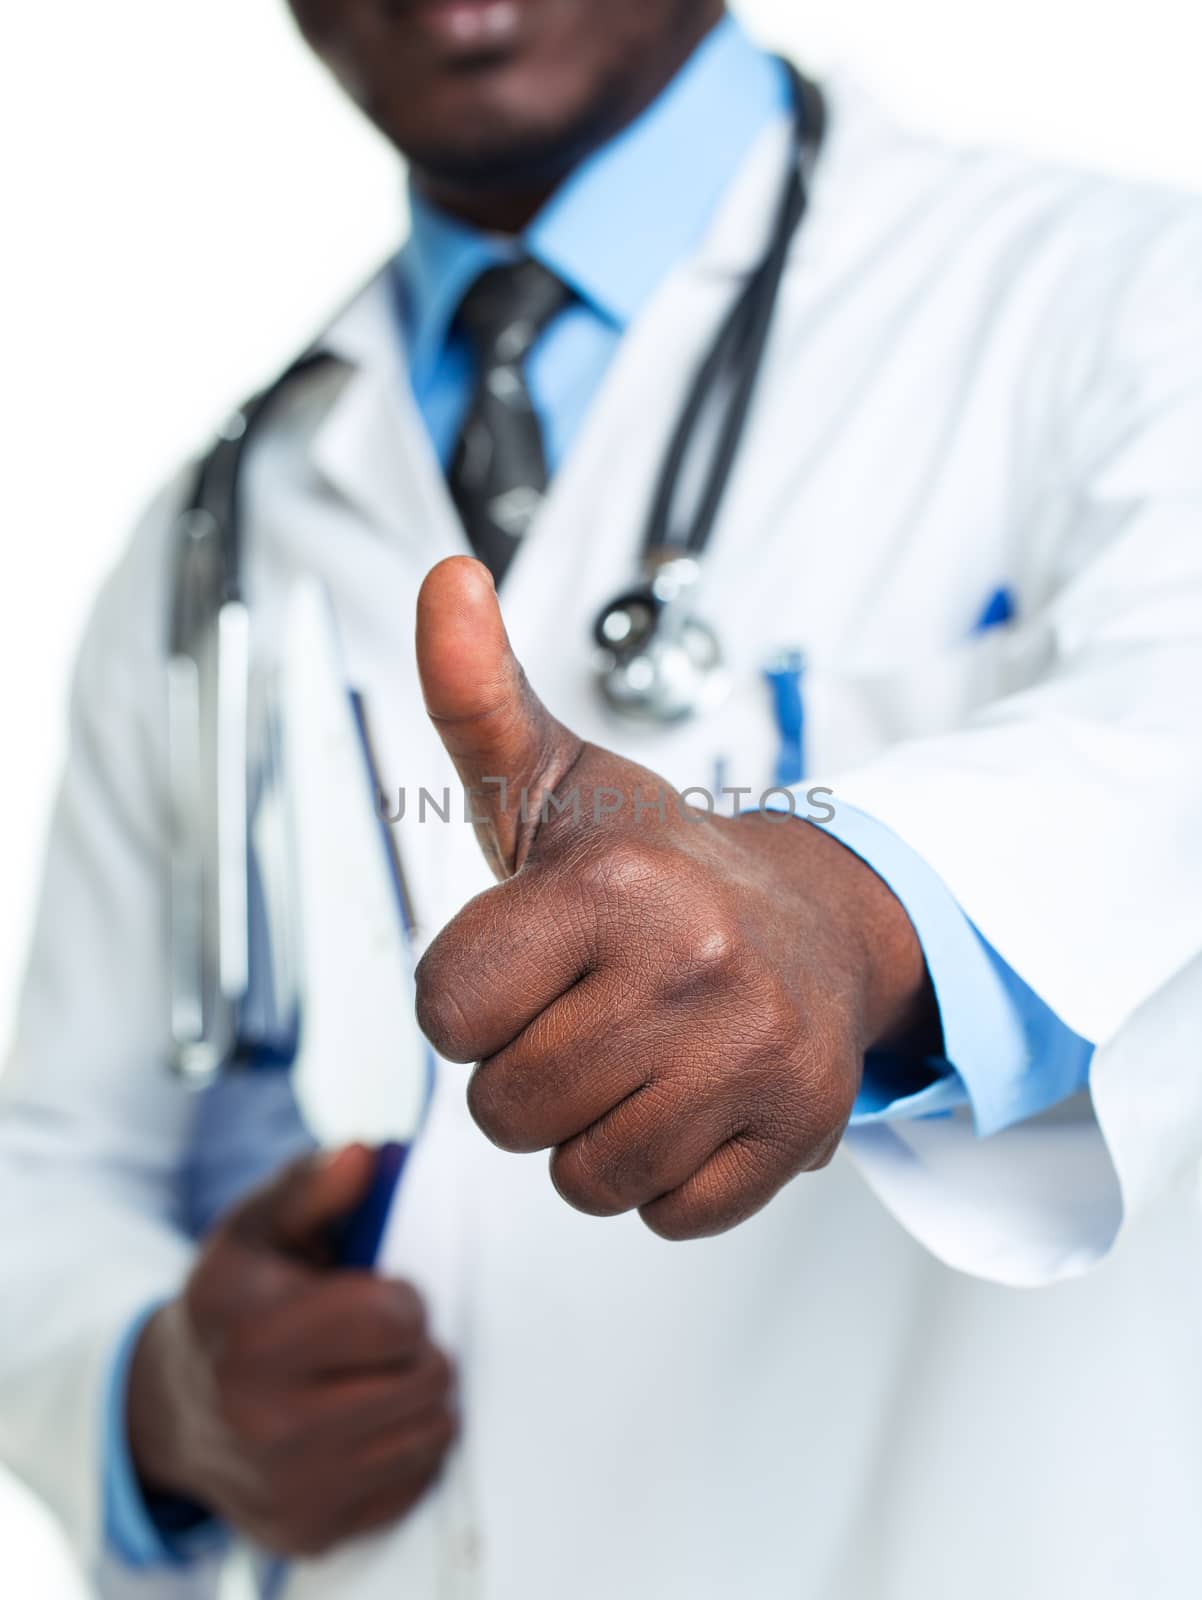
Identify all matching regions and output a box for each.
[414,558,935,1240]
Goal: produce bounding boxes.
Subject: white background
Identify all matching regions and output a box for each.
[2,1,1200,1594]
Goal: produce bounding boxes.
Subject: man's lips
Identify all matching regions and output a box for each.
[399,0,526,54]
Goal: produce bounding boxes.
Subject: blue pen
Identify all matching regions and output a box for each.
[763,649,806,787]
[336,1142,411,1268]
[973,585,1015,635]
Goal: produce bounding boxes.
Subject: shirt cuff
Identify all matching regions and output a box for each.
[103,1303,227,1569]
[774,798,1095,1137]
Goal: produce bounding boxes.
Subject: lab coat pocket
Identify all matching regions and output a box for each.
[806,617,1055,772]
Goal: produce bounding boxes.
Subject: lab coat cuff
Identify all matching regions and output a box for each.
[769,797,1094,1137]
[103,1303,227,1570]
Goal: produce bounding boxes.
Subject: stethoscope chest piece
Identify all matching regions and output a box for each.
[593,551,729,723]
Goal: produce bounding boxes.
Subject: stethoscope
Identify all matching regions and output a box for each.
[593,64,821,721]
[166,63,823,1083]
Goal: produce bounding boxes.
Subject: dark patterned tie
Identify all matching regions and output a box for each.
[447,258,571,584]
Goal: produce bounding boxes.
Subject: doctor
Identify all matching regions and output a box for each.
[2,2,1202,1597]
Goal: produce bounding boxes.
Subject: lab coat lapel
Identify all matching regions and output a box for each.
[309,269,467,574]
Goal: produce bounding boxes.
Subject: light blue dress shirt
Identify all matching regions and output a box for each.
[105,12,1093,1569]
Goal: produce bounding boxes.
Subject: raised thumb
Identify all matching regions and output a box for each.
[415,556,582,876]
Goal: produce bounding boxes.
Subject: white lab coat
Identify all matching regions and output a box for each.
[2,73,1202,1600]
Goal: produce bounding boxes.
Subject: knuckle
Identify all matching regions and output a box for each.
[422,1345,455,1397]
[824,1073,858,1147]
[640,1133,772,1242]
[289,1522,338,1561]
[574,837,661,908]
[548,1136,631,1218]
[427,1409,458,1454]
[639,1196,708,1243]
[262,1487,337,1559]
[780,1034,859,1155]
[358,1279,425,1355]
[406,1404,457,1454]
[359,1286,413,1354]
[414,957,478,1063]
[369,1292,406,1356]
[465,1061,542,1153]
[664,909,748,1000]
[799,1104,852,1171]
[417,1403,459,1458]
[805,1136,840,1172]
[384,1279,428,1341]
[754,977,803,1042]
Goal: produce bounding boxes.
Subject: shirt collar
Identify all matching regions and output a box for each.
[395,14,789,390]
[397,195,512,391]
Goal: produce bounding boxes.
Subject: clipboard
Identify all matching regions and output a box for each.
[279,579,433,1266]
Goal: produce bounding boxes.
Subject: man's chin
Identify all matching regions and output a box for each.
[403,123,588,198]
[384,75,614,201]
